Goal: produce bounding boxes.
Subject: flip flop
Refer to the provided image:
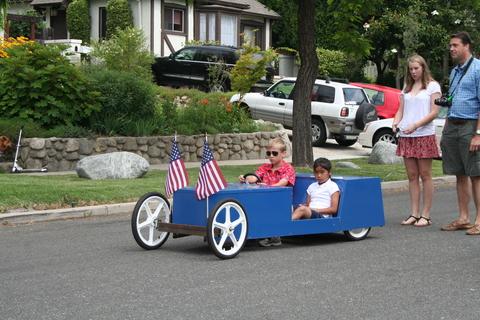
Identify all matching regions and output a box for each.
[401,215,419,225]
[414,216,431,227]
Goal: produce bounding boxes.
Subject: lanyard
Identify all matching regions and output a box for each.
[449,56,474,96]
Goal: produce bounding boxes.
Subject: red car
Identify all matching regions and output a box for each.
[350,83,401,119]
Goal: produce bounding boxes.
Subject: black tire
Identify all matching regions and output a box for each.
[334,138,357,147]
[312,118,327,147]
[131,192,171,250]
[373,128,397,146]
[207,198,248,259]
[355,103,378,130]
[239,102,252,118]
[343,228,371,241]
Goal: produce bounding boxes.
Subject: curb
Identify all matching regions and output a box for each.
[0,176,456,225]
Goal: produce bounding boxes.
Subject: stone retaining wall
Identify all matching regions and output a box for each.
[2,130,290,172]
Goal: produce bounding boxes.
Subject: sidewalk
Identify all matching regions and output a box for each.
[0,145,456,225]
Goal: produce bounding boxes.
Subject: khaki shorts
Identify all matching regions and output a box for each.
[441,119,480,176]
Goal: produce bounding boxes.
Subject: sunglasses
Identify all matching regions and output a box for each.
[266,151,279,156]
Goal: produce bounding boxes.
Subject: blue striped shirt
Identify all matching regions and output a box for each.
[447,55,480,119]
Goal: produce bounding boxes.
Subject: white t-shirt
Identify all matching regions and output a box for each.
[399,81,441,137]
[307,179,340,218]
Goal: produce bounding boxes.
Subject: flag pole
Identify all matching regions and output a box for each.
[205,133,209,218]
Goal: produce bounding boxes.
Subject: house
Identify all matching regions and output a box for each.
[6,0,281,56]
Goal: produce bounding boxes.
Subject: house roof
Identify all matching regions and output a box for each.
[30,0,66,7]
[197,0,281,20]
[241,0,281,19]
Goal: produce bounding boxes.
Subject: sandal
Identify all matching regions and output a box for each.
[401,215,419,225]
[414,216,431,227]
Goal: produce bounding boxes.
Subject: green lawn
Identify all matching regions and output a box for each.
[0,158,445,213]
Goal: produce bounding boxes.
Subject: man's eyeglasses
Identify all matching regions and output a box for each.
[266,151,279,156]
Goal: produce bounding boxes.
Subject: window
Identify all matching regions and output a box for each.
[315,85,335,103]
[199,13,216,41]
[99,7,106,38]
[174,48,198,60]
[164,8,184,32]
[268,81,295,99]
[220,14,237,46]
[343,88,367,105]
[363,88,385,106]
[197,12,239,46]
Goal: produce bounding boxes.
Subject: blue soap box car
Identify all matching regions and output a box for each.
[131,173,385,259]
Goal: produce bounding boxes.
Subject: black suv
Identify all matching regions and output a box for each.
[152,45,275,92]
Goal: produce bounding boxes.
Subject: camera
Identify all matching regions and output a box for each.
[435,94,454,107]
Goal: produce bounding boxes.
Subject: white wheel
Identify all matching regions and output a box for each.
[207,198,248,259]
[343,227,371,241]
[131,192,171,250]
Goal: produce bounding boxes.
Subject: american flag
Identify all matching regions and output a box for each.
[165,136,189,198]
[195,136,228,200]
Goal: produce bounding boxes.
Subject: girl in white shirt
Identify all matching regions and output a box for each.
[393,55,441,227]
[292,157,340,220]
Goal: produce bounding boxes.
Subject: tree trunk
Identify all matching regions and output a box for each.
[292,0,318,168]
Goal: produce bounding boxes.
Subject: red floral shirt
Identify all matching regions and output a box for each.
[255,161,296,186]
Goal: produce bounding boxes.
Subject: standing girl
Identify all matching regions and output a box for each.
[394,55,441,227]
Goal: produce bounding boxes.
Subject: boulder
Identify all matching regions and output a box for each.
[335,161,361,169]
[76,152,149,180]
[368,142,404,165]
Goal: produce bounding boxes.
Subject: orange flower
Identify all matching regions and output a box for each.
[226,107,232,111]
[202,99,210,104]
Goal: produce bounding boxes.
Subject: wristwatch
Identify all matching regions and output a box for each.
[476,130,480,135]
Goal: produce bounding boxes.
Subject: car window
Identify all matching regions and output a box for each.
[173,48,198,60]
[221,51,237,64]
[314,85,335,103]
[198,48,221,62]
[363,88,385,106]
[266,81,295,99]
[344,88,367,105]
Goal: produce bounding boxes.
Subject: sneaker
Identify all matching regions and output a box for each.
[466,224,480,235]
[440,220,472,231]
[259,237,282,247]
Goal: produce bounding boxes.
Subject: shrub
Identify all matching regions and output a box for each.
[85,68,160,135]
[178,97,259,134]
[106,0,134,39]
[66,0,91,44]
[0,118,47,157]
[0,42,102,129]
[89,27,155,81]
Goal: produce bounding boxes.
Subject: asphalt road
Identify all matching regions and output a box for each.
[1,183,479,320]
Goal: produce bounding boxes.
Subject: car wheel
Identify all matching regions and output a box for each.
[238,102,251,118]
[209,82,228,93]
[343,228,371,241]
[355,103,378,130]
[312,118,327,147]
[334,138,357,147]
[373,128,397,145]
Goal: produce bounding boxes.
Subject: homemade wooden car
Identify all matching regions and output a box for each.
[131,173,385,259]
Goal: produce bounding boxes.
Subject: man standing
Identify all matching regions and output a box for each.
[441,31,480,235]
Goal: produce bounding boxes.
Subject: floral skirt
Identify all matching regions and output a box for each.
[396,135,440,158]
